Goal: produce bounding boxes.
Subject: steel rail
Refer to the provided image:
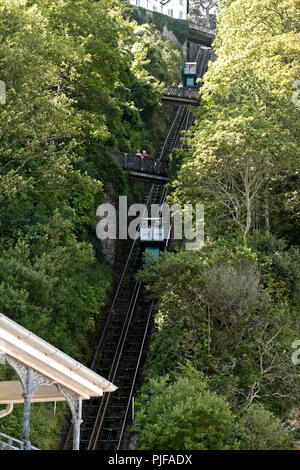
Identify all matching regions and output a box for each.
[87,280,142,450]
[116,296,155,449]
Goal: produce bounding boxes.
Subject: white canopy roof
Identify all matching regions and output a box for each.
[0,381,66,404]
[0,313,117,403]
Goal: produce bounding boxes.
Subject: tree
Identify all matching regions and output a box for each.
[134,372,239,450]
[173,0,300,242]
[0,210,110,360]
[238,404,294,450]
[189,0,218,29]
[174,102,297,244]
[138,239,299,413]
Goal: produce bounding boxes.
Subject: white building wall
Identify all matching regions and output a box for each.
[130,0,187,21]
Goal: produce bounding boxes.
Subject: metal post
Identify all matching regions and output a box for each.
[132,397,134,422]
[56,384,83,451]
[5,355,52,450]
[72,399,82,451]
[22,392,32,450]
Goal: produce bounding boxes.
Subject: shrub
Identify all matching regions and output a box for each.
[237,404,294,450]
[134,372,239,450]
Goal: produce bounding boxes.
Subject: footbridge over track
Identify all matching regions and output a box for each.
[113,104,193,182]
[113,153,170,182]
[188,22,217,47]
[162,86,200,106]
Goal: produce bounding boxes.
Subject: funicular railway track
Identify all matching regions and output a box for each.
[64,48,212,451]
[195,47,213,83]
[81,106,189,451]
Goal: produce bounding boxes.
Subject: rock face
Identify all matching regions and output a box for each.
[162,24,178,44]
[129,435,138,450]
[99,182,117,265]
[102,236,117,265]
[143,10,188,59]
[161,24,187,59]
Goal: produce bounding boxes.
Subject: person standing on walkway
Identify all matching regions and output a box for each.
[178,82,183,97]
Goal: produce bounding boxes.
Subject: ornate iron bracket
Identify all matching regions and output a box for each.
[3,355,83,450]
[5,354,52,450]
[56,384,83,450]
[6,354,52,396]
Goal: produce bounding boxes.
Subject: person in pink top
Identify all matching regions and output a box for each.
[142,150,149,158]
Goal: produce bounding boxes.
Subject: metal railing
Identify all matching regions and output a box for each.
[188,21,217,37]
[0,432,39,450]
[113,152,169,178]
[196,48,214,82]
[163,86,199,101]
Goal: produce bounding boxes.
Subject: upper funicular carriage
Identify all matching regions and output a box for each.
[183,62,197,87]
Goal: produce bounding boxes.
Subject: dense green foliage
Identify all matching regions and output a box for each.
[134,371,294,450]
[0,0,181,357]
[135,236,299,449]
[134,372,239,450]
[134,0,300,451]
[129,6,190,45]
[237,403,294,450]
[1,0,299,451]
[173,0,300,245]
[0,0,181,447]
